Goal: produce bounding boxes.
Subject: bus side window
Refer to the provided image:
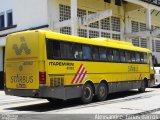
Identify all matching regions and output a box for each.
[113,49,120,62]
[135,52,141,63]
[99,47,107,61]
[125,51,131,63]
[108,48,113,61]
[82,45,92,60]
[46,40,61,59]
[140,53,144,63]
[72,44,83,59]
[61,42,73,59]
[131,52,136,63]
[52,41,61,59]
[144,53,147,63]
[92,46,99,60]
[120,50,126,62]
[46,39,53,59]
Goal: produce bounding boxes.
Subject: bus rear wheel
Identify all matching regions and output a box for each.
[81,83,93,104]
[96,82,108,101]
[138,80,146,93]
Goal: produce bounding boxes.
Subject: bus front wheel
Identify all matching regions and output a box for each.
[138,80,146,93]
[96,82,108,101]
[81,83,94,104]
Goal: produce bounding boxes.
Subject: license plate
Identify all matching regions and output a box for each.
[16,84,26,88]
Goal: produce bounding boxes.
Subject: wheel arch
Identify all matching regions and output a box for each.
[84,80,96,95]
[99,80,109,91]
[83,80,109,96]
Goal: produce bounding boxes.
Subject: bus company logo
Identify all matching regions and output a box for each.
[12,36,31,55]
[71,64,87,84]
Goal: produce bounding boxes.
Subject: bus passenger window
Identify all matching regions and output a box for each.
[140,53,144,63]
[99,47,107,61]
[82,45,92,60]
[72,44,82,59]
[52,41,61,58]
[125,51,131,62]
[108,49,113,61]
[144,53,147,63]
[113,49,120,62]
[92,46,99,60]
[46,40,61,59]
[135,52,141,63]
[61,42,73,59]
[120,50,126,62]
[131,52,136,63]
[46,40,53,59]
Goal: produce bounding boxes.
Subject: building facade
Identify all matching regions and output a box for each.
[0,0,160,88]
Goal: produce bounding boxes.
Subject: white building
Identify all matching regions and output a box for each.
[0,0,160,88]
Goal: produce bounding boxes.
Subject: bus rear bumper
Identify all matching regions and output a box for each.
[5,86,83,100]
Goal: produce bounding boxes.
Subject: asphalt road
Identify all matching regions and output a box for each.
[0,87,160,120]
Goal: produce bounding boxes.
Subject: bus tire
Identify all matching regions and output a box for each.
[81,83,93,104]
[96,82,108,101]
[138,80,146,93]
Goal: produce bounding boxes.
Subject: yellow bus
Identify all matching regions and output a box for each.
[4,30,155,104]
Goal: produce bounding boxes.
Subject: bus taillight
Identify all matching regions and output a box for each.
[39,72,46,84]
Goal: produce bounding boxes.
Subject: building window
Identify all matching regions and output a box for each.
[111,16,120,32]
[7,10,13,27]
[100,18,110,30]
[132,38,139,47]
[0,13,5,29]
[112,34,121,40]
[88,11,99,29]
[131,21,139,32]
[155,26,160,38]
[140,38,147,48]
[156,40,160,52]
[101,32,110,38]
[78,29,87,37]
[77,9,86,17]
[89,30,99,38]
[60,27,71,35]
[152,39,155,52]
[59,4,71,22]
[59,4,122,40]
[140,23,146,31]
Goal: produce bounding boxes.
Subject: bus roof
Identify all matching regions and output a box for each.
[9,30,152,53]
